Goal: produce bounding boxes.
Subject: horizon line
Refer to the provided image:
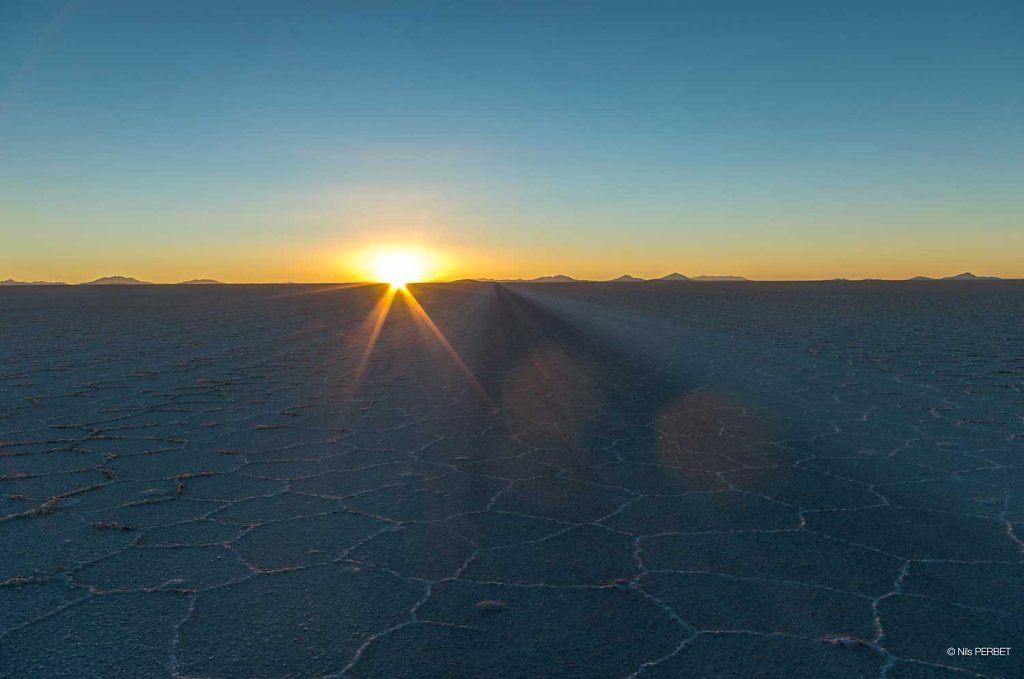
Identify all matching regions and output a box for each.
[3,271,1021,286]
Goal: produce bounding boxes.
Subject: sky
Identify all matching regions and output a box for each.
[1,0,1022,283]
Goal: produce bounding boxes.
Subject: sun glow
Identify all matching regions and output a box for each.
[345,243,452,286]
[370,249,425,286]
[350,244,446,286]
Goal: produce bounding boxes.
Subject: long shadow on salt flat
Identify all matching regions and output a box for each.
[393,282,1024,679]
[338,284,706,678]
[439,283,709,459]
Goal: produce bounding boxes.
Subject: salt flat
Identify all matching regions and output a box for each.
[1,281,1022,678]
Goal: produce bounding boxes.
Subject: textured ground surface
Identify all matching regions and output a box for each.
[0,281,1022,678]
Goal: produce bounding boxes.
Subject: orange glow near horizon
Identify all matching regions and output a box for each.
[10,238,1023,285]
[350,245,445,285]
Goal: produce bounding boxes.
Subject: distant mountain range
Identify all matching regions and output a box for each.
[0,271,1012,286]
[457,272,752,283]
[458,274,580,283]
[0,279,67,286]
[608,273,752,282]
[492,271,1008,283]
[453,271,1016,283]
[1,276,225,286]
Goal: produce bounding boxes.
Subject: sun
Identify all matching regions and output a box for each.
[370,250,426,288]
[349,244,445,286]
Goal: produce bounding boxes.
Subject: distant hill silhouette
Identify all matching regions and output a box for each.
[692,275,750,282]
[609,274,645,282]
[942,272,1001,280]
[658,272,690,281]
[81,276,153,285]
[531,274,578,283]
[177,279,225,284]
[0,279,67,286]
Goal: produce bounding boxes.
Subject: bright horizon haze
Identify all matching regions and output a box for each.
[2,1,1022,283]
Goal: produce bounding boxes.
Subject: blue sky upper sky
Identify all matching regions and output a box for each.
[1,0,1022,281]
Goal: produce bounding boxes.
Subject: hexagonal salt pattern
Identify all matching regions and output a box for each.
[0,281,1021,678]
